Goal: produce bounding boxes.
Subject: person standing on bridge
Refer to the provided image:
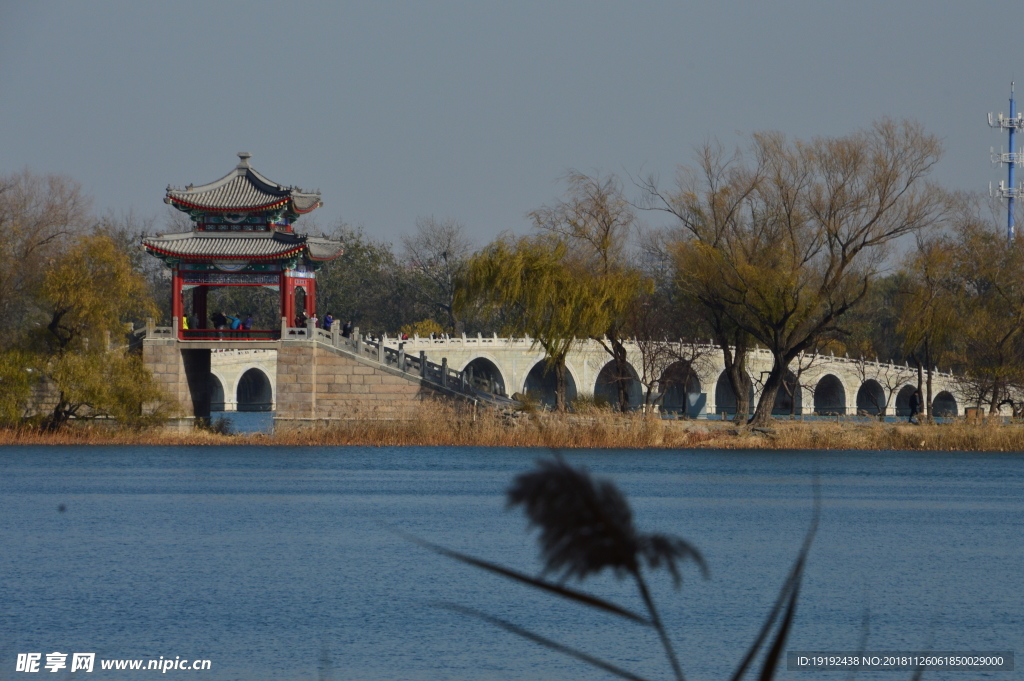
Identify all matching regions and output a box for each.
[242,314,253,331]
[342,320,353,338]
[323,312,334,331]
[211,311,227,330]
[909,389,922,424]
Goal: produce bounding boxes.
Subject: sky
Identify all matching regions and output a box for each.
[1,0,1022,246]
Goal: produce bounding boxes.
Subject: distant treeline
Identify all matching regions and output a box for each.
[3,118,1024,428]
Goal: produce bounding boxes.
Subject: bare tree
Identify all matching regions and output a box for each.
[643,120,944,426]
[0,170,92,341]
[402,216,472,333]
[627,292,711,415]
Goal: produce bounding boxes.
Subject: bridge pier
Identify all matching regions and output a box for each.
[143,336,211,427]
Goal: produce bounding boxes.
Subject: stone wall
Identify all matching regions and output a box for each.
[143,339,203,421]
[275,342,433,424]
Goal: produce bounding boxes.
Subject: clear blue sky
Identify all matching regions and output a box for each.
[1,1,1020,245]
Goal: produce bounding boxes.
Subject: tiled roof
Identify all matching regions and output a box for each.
[165,153,322,214]
[143,231,344,261]
[306,237,345,260]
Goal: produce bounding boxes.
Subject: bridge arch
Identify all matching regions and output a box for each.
[813,374,846,415]
[715,371,755,417]
[659,361,703,416]
[856,379,886,416]
[524,360,578,409]
[895,384,917,417]
[933,391,958,417]
[209,371,227,411]
[459,355,507,396]
[594,360,643,410]
[236,367,274,412]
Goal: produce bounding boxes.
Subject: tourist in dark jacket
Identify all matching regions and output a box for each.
[211,311,227,330]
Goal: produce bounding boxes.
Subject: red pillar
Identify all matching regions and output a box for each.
[306,277,316,318]
[281,272,294,330]
[171,267,184,338]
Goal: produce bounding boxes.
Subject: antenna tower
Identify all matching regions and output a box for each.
[989,82,1024,241]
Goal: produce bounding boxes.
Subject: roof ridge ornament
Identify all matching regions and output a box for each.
[236,152,252,169]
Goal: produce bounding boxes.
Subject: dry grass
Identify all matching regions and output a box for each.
[1,403,1024,451]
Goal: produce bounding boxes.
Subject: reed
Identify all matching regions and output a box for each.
[1,403,1023,450]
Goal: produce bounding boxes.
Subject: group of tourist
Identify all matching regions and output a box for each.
[180,312,253,331]
[182,309,417,343]
[211,312,253,331]
[294,310,354,337]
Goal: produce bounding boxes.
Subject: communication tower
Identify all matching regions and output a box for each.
[989,82,1024,241]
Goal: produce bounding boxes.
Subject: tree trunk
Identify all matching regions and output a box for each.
[911,352,924,401]
[750,356,787,427]
[554,359,567,412]
[44,393,71,431]
[717,328,750,423]
[609,335,631,413]
[989,380,1001,415]
[924,339,933,422]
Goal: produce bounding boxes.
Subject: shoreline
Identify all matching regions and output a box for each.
[2,407,1024,451]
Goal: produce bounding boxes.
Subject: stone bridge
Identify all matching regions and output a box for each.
[149,324,966,421]
[384,334,963,417]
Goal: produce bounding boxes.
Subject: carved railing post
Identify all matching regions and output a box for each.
[441,358,448,388]
[398,345,405,372]
[281,317,288,338]
[378,338,385,363]
[419,351,427,378]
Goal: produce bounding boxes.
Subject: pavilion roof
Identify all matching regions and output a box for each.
[142,231,344,261]
[165,153,322,214]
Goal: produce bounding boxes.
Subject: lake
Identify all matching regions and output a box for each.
[0,446,1020,680]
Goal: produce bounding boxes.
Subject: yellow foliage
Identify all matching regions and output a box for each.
[40,234,157,351]
[400,319,445,338]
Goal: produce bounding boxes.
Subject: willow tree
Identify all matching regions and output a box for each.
[530,173,649,412]
[894,233,959,418]
[456,235,624,410]
[33,234,170,429]
[645,119,944,426]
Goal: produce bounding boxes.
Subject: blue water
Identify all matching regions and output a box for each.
[0,447,1020,681]
[208,411,274,434]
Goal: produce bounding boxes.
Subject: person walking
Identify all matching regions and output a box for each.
[908,389,922,424]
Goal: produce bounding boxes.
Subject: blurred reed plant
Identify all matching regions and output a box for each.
[407,456,819,681]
